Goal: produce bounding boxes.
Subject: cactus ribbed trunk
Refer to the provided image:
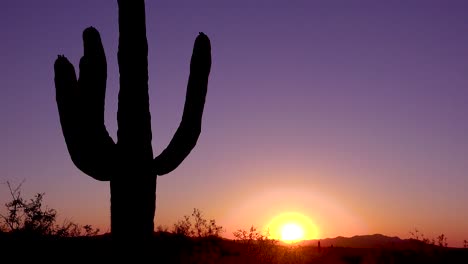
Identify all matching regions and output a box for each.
[111,170,156,241]
[111,0,154,242]
[54,0,211,248]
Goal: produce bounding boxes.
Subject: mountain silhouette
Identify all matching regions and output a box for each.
[299,234,433,249]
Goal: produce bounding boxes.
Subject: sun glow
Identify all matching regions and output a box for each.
[267,212,319,243]
[281,223,304,241]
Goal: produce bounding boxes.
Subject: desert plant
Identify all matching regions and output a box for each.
[172,208,223,238]
[53,0,211,244]
[409,228,422,241]
[54,220,82,237]
[173,215,194,237]
[0,181,99,237]
[409,228,452,249]
[20,192,57,235]
[155,224,169,233]
[0,181,56,236]
[192,208,223,238]
[436,234,448,247]
[0,181,26,232]
[233,225,280,263]
[233,225,267,244]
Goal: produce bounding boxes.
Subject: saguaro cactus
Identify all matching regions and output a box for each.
[53,0,211,242]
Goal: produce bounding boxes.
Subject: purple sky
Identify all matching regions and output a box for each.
[1,0,468,246]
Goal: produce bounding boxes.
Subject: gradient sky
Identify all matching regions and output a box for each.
[1,0,468,247]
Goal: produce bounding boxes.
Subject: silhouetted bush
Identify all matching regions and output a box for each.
[0,181,99,237]
[172,208,223,238]
[409,228,449,248]
[233,225,281,263]
[233,225,273,243]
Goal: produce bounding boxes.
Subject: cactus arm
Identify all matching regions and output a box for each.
[153,33,211,176]
[78,27,108,131]
[54,27,115,181]
[116,0,153,160]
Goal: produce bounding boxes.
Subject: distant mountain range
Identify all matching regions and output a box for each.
[295,234,430,249]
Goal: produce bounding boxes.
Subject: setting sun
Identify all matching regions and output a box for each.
[281,223,304,241]
[266,212,319,242]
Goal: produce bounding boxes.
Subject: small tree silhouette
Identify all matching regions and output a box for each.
[53,0,211,245]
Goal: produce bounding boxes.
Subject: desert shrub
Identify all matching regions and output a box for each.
[436,234,448,247]
[156,224,169,232]
[0,181,99,237]
[170,208,225,264]
[233,225,281,263]
[173,215,193,236]
[19,192,57,235]
[409,228,448,247]
[172,208,223,238]
[233,225,265,243]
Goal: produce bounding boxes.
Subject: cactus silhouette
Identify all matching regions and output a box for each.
[53,0,211,243]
